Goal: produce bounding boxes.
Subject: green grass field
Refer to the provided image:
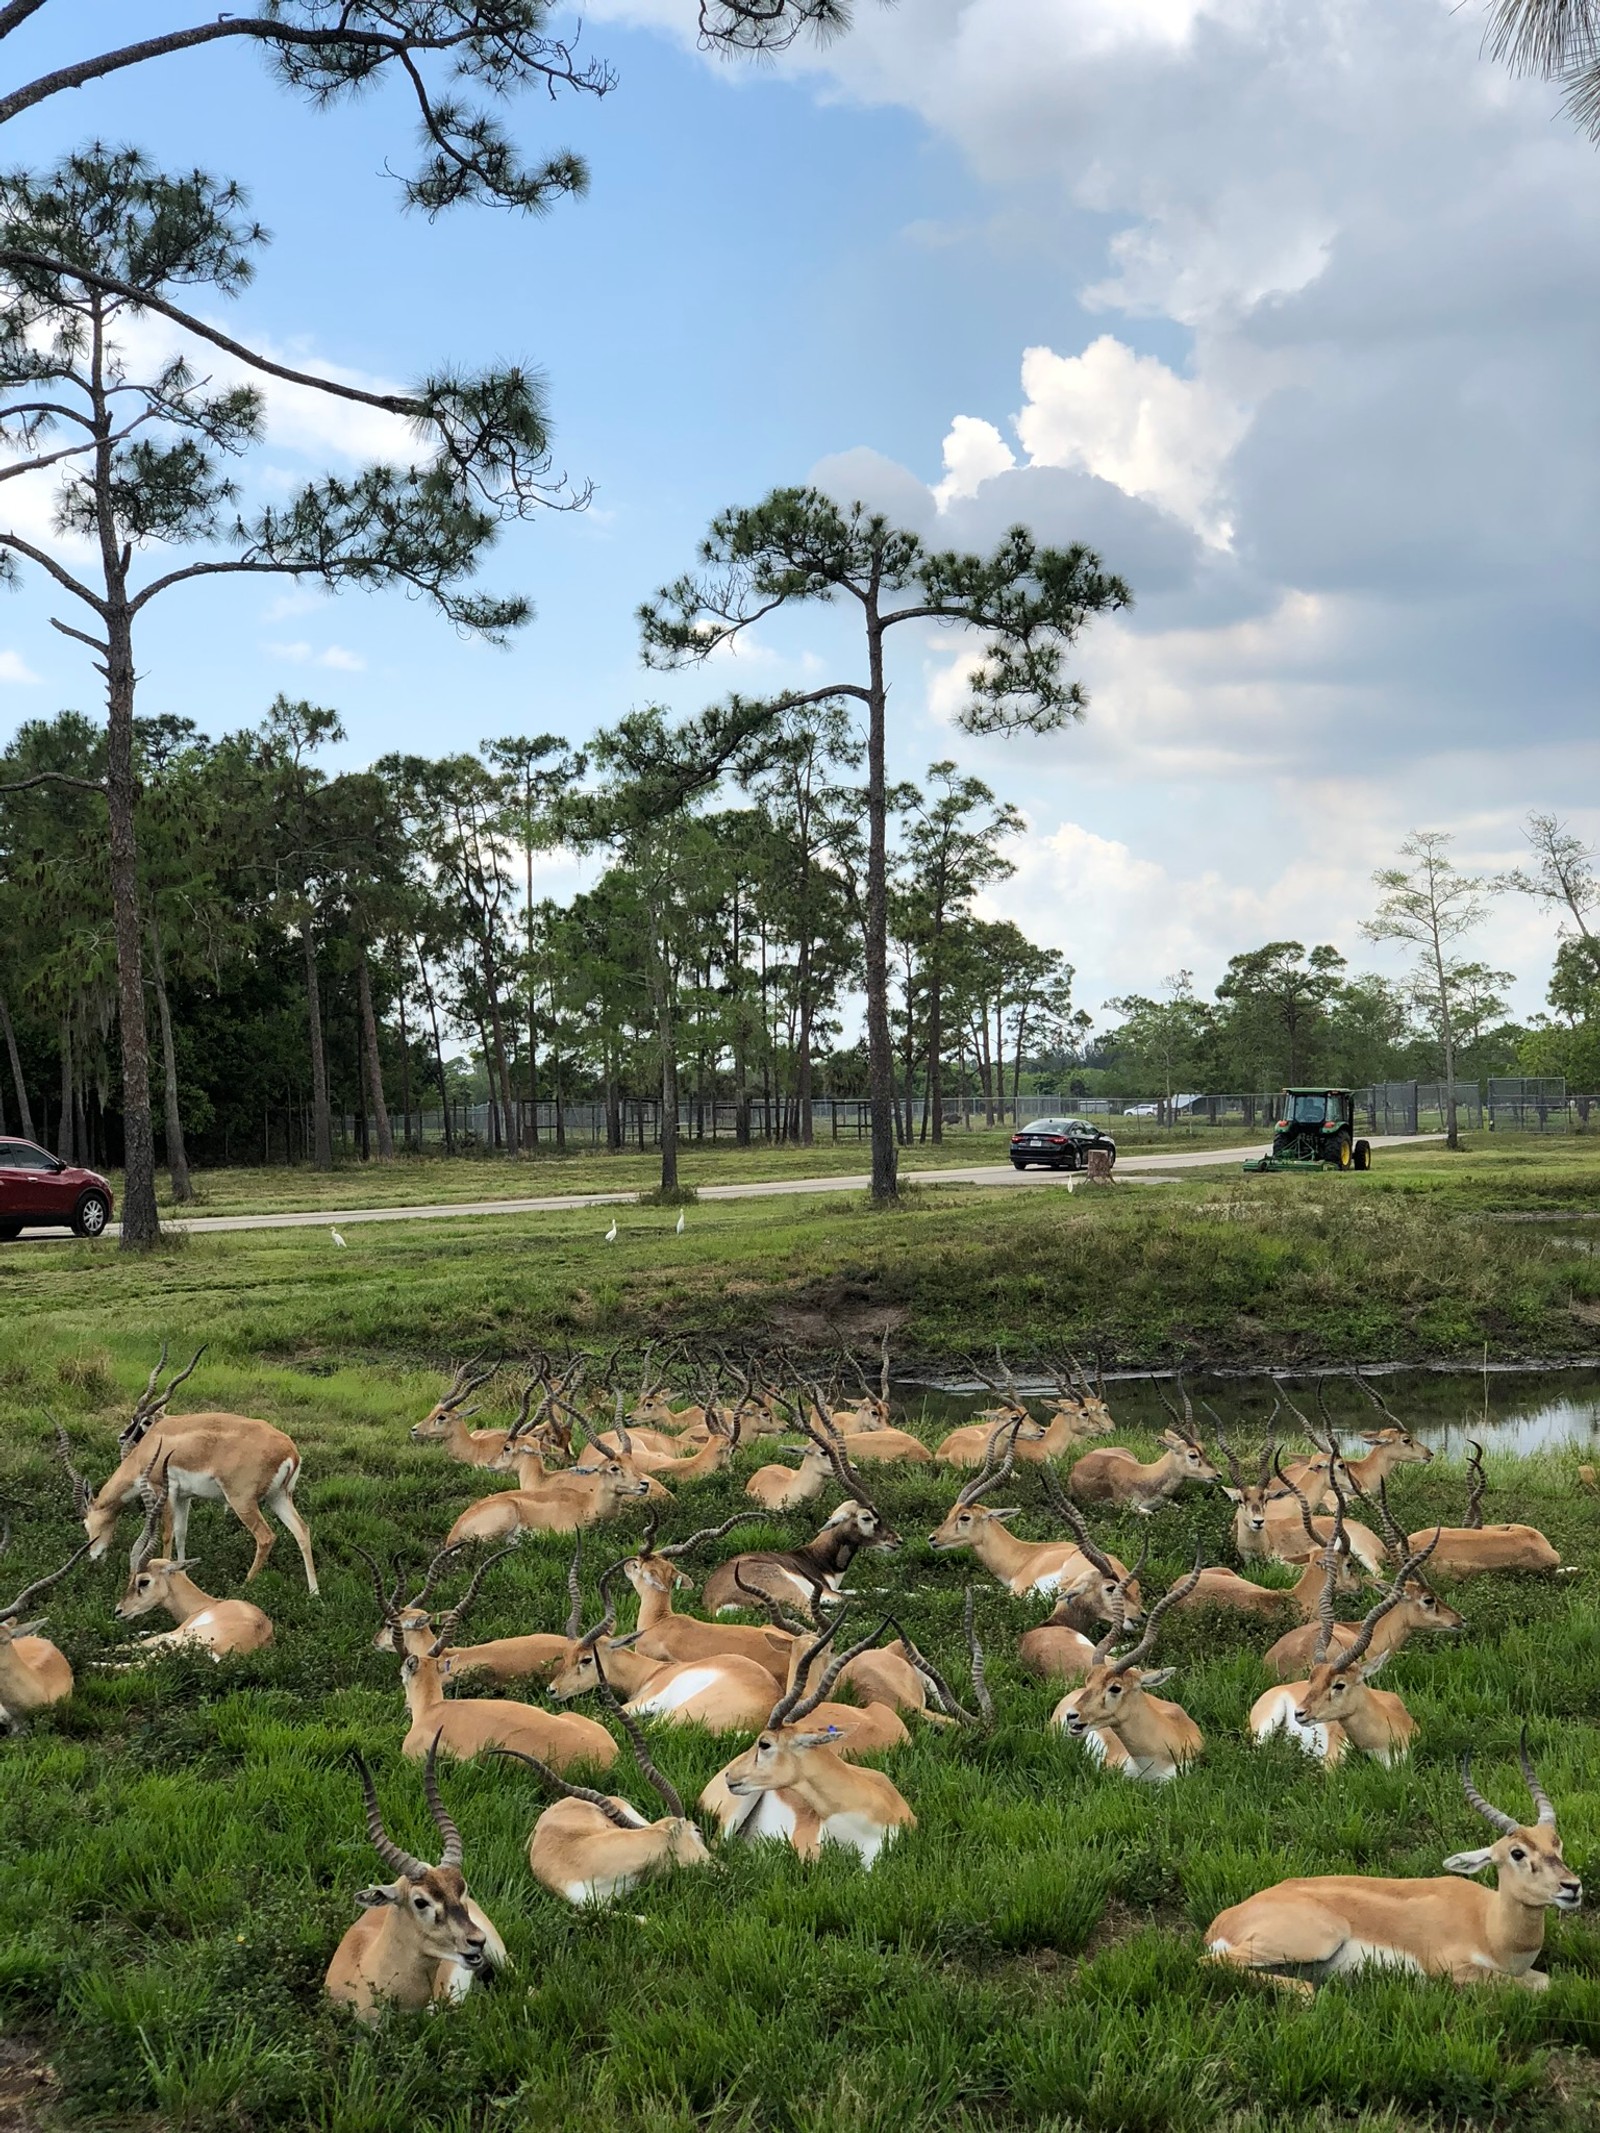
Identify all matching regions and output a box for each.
[3,1144,1600,2131]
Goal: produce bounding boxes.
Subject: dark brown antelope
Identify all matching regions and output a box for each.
[325,1740,506,2020]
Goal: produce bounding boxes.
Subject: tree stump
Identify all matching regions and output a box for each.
[1086,1148,1115,1185]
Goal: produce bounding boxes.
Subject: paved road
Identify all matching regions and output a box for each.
[10,1134,1445,1242]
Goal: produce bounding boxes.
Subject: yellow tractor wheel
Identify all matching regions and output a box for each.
[1337,1138,1353,1169]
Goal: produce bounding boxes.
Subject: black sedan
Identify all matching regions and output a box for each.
[1009,1117,1117,1171]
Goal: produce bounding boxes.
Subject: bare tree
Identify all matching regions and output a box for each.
[1362,831,1489,1151]
[1500,812,1598,941]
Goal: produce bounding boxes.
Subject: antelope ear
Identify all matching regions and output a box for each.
[1443,1847,1496,1878]
[789,1726,845,1750]
[989,1506,1022,1521]
[11,1618,47,1639]
[1221,1488,1244,1503]
[674,1568,694,1588]
[1358,1648,1392,1679]
[1137,1666,1177,1688]
[356,1881,404,1909]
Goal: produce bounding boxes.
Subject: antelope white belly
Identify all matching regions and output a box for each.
[630,1667,720,1715]
[168,1467,225,1501]
[1026,1567,1066,1597]
[1328,1939,1423,1978]
[1249,1687,1328,1758]
[819,1812,894,1867]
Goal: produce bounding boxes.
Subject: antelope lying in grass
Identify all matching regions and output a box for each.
[446,1451,653,1544]
[1068,1380,1219,1513]
[1256,1445,1388,1575]
[735,1571,942,1730]
[368,1539,584,1687]
[0,1525,89,1728]
[1262,1477,1463,1678]
[551,1573,784,1734]
[408,1356,508,1466]
[60,1347,319,1592]
[1016,1593,1105,1682]
[326,1740,506,2020]
[376,1548,618,1770]
[495,1680,711,1906]
[1053,1547,1207,1783]
[745,1440,833,1511]
[114,1461,273,1659]
[1207,1738,1580,1992]
[1185,1439,1365,1621]
[1213,1415,1289,1562]
[622,1517,792,1680]
[928,1424,1142,1606]
[1406,1441,1565,1577]
[1250,1506,1442,1765]
[701,1445,899,1616]
[702,1617,918,1866]
[937,1351,1114,1467]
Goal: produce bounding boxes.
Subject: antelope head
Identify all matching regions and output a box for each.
[724,1610,891,1807]
[1064,1543,1201,1738]
[1445,1732,1580,1911]
[350,1739,495,1973]
[928,1414,1027,1552]
[53,1418,114,1559]
[411,1354,498,1442]
[118,1344,206,1457]
[1294,1530,1442,1729]
[1210,1408,1280,1537]
[114,1456,196,1618]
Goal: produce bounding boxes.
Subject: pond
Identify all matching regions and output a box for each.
[893,1366,1600,1458]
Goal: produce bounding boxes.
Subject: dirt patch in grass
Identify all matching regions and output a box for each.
[0,2040,58,2133]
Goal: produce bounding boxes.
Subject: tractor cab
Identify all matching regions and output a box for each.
[1243,1088,1371,1173]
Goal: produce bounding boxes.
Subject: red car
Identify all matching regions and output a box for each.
[0,1137,114,1240]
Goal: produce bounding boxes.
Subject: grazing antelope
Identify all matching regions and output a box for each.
[0,1527,89,1728]
[1053,1548,1207,1783]
[1068,1380,1219,1512]
[114,1462,273,1659]
[58,1349,318,1593]
[703,1618,917,1866]
[745,1440,833,1512]
[928,1425,1141,1607]
[445,1455,653,1545]
[495,1693,711,1906]
[1263,1477,1463,1678]
[408,1355,508,1466]
[622,1517,793,1680]
[1250,1527,1442,1765]
[376,1548,618,1771]
[325,1740,507,2020]
[1405,1441,1565,1578]
[1207,1738,1580,1992]
[701,1496,899,1620]
[367,1538,581,1687]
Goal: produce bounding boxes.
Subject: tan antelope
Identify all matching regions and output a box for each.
[745,1439,833,1512]
[1206,1738,1580,1992]
[928,1424,1142,1607]
[622,1517,793,1681]
[550,1572,784,1734]
[1275,1378,1430,1507]
[1183,1443,1365,1621]
[937,1350,1114,1468]
[408,1355,508,1466]
[583,1396,743,1485]
[1405,1440,1565,1578]
[1068,1379,1220,1513]
[113,1461,273,1659]
[376,1548,619,1771]
[494,1690,711,1906]
[740,1572,945,1730]
[367,1537,583,1687]
[1016,1594,1104,1682]
[58,1349,318,1593]
[1211,1411,1289,1562]
[1256,1445,1388,1576]
[1249,1527,1442,1766]
[0,1525,89,1728]
[325,1740,507,2021]
[1053,1548,1207,1783]
[702,1618,918,1866]
[1262,1477,1463,1678]
[446,1453,652,1545]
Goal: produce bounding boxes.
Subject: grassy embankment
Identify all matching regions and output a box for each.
[1,1143,1599,2129]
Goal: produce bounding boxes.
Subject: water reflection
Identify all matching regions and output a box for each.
[900,1369,1600,1457]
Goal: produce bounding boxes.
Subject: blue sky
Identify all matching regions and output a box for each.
[2,1,1597,1033]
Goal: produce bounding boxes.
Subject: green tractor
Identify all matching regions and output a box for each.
[1243,1088,1372,1173]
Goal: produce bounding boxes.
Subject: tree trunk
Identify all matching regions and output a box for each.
[396,983,414,1151]
[0,989,35,1140]
[147,923,194,1203]
[1435,935,1460,1151]
[105,640,159,1242]
[927,923,944,1145]
[56,1014,74,1163]
[655,921,679,1194]
[356,944,395,1159]
[414,939,453,1156]
[605,1055,621,1153]
[302,915,333,1169]
[864,616,897,1201]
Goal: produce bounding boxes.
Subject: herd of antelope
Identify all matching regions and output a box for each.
[5,1336,1584,2014]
